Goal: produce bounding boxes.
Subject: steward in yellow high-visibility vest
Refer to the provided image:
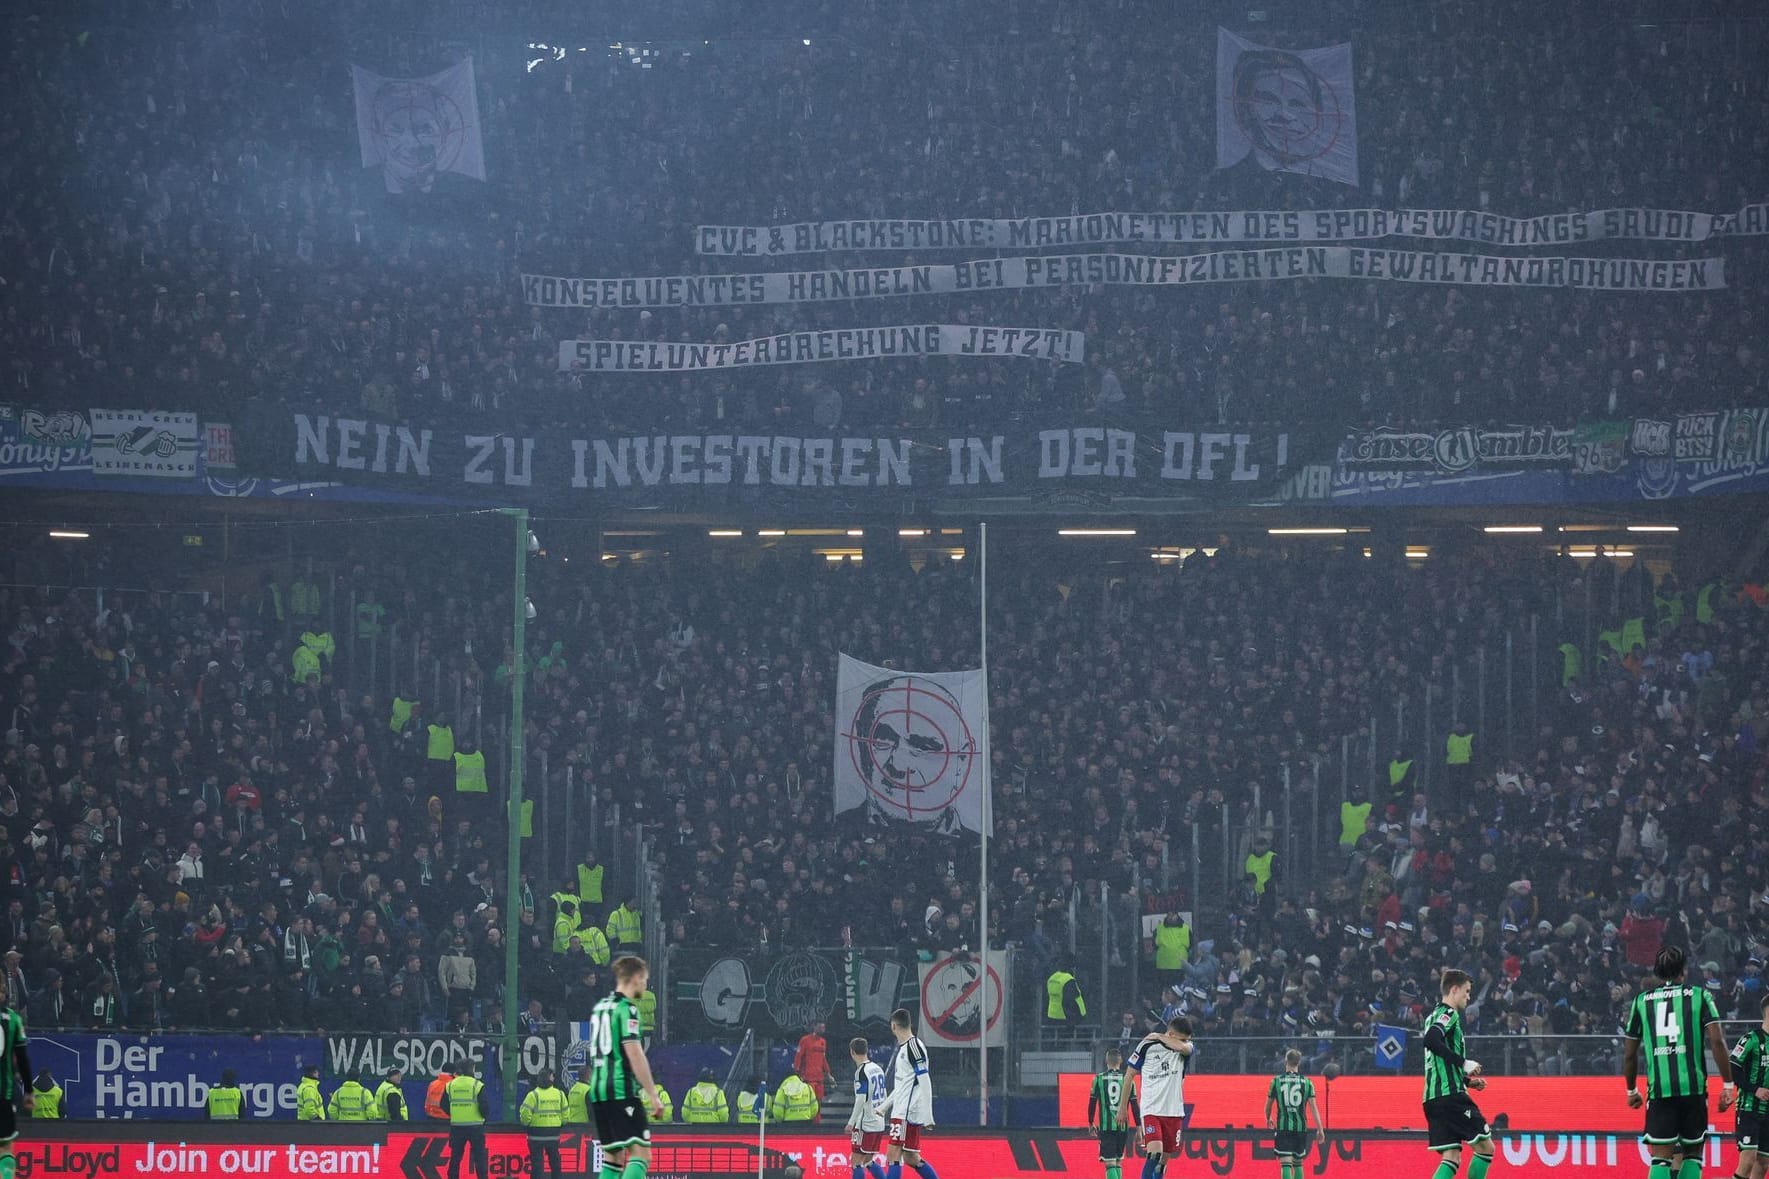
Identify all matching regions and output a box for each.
[454,749,487,794]
[1153,915,1190,972]
[204,1068,242,1120]
[681,1073,730,1123]
[390,696,418,735]
[521,1069,570,1179]
[1340,798,1371,847]
[296,1065,326,1121]
[654,1083,674,1123]
[1046,970,1086,1022]
[636,988,657,1036]
[737,1084,766,1123]
[375,1068,408,1121]
[31,1071,64,1118]
[576,853,605,907]
[328,1070,375,1121]
[576,925,611,966]
[769,1074,818,1122]
[606,897,643,950]
[442,1060,490,1179]
[565,1073,592,1124]
[550,889,582,953]
[1387,754,1414,796]
[427,723,456,763]
[1245,845,1275,896]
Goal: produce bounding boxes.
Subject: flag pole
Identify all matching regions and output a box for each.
[978,520,990,1127]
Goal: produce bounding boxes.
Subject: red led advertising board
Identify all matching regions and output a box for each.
[1058,1072,1735,1134]
[10,1126,1743,1179]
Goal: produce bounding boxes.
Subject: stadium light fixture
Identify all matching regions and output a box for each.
[898,528,928,537]
[1482,525,1542,534]
[48,530,90,540]
[1268,527,1347,536]
[708,529,743,538]
[757,529,786,537]
[1568,548,1635,558]
[1626,525,1680,533]
[846,528,865,537]
[1058,528,1137,537]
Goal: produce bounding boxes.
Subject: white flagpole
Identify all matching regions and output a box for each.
[978,520,990,1127]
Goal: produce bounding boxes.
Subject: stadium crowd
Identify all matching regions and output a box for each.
[2,530,1767,1075]
[0,0,1766,442]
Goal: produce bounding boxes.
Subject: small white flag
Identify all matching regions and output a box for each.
[351,57,486,194]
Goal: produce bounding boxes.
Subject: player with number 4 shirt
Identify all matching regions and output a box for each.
[1624,946,1734,1179]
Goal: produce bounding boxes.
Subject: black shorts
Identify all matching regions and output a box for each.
[0,1099,14,1143]
[1738,1109,1769,1153]
[1644,1095,1709,1147]
[1424,1093,1491,1151]
[1096,1128,1130,1161]
[592,1098,652,1150]
[1274,1130,1310,1159]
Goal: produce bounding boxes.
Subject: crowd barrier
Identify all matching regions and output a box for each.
[12,1124,1742,1179]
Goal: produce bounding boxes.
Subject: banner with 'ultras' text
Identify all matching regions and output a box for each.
[694,203,1769,255]
[556,325,1084,372]
[527,249,1721,309]
[239,410,1300,507]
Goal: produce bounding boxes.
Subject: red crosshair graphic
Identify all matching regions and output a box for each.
[842,676,978,821]
[1230,53,1349,168]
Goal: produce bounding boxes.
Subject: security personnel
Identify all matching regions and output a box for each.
[328,1068,375,1121]
[425,1070,455,1120]
[1444,719,1475,791]
[737,1077,767,1124]
[682,1070,730,1124]
[205,1068,242,1120]
[390,696,419,735]
[768,1072,818,1122]
[30,1070,63,1118]
[550,884,582,953]
[1045,967,1086,1024]
[1244,836,1275,897]
[564,1067,592,1125]
[606,895,644,951]
[520,1068,569,1179]
[375,1067,408,1122]
[441,1057,489,1179]
[454,746,488,796]
[1152,912,1190,978]
[654,1082,674,1123]
[296,1064,327,1121]
[426,717,456,797]
[576,851,605,909]
[636,987,658,1039]
[1385,750,1414,800]
[1339,794,1372,847]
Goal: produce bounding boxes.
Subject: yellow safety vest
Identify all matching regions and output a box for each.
[446,1075,485,1125]
[206,1084,241,1120]
[1339,801,1371,847]
[521,1085,569,1130]
[375,1081,407,1121]
[1445,732,1473,766]
[1620,616,1646,656]
[427,724,456,762]
[655,1085,674,1123]
[390,697,416,734]
[637,988,657,1033]
[1153,924,1190,971]
[296,1077,326,1121]
[1698,582,1720,624]
[290,580,321,619]
[329,1081,374,1122]
[1046,971,1085,1021]
[607,905,643,947]
[1555,642,1582,687]
[737,1089,765,1123]
[566,1082,592,1124]
[292,644,321,684]
[1245,850,1274,895]
[770,1077,818,1122]
[454,750,487,794]
[1387,758,1413,787]
[577,862,605,906]
[682,1083,730,1123]
[33,1083,64,1118]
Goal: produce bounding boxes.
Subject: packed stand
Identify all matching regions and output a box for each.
[5,525,1767,1061]
[1,0,1767,440]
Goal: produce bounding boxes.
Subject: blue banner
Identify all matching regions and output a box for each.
[29,1031,323,1120]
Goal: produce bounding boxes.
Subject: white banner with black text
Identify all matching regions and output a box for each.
[529,249,1722,311]
[693,203,1769,256]
[556,325,1086,372]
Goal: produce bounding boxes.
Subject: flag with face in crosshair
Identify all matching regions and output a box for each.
[833,654,991,836]
[1216,29,1358,187]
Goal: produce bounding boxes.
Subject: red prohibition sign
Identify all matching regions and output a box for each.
[920,957,1003,1043]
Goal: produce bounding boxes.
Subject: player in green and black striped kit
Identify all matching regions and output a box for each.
[586,957,666,1179]
[1088,1048,1138,1179]
[1420,969,1495,1179]
[1265,1049,1324,1179]
[1727,993,1769,1179]
[1624,946,1735,1179]
[0,975,36,1179]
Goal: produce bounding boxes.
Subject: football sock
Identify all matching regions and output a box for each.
[887,1163,902,1179]
[600,1165,620,1179]
[911,1163,939,1179]
[1431,1159,1459,1179]
[1105,1165,1121,1179]
[1649,1160,1674,1179]
[1468,1153,1492,1179]
[0,1155,14,1179]
[853,1167,865,1179]
[1139,1156,1159,1179]
[1677,1158,1702,1179]
[620,1157,649,1179]
[867,1165,886,1179]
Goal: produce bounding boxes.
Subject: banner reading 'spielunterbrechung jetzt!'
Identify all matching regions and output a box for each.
[528,250,1721,310]
[556,324,1085,372]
